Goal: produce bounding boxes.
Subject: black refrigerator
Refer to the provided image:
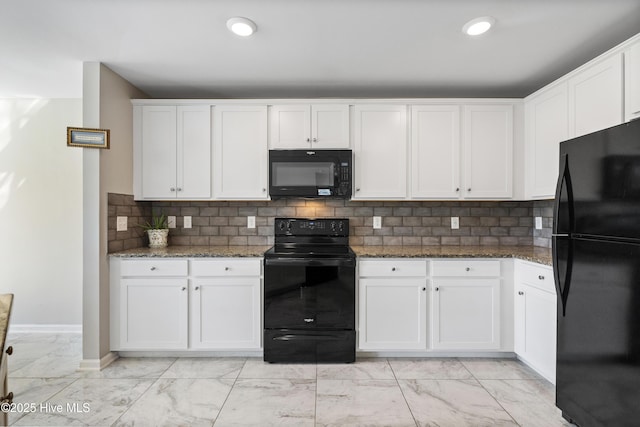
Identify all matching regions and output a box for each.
[554,118,640,427]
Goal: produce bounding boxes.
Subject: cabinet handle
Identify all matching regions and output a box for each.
[538,275,545,280]
[150,267,157,271]
[391,267,396,272]
[356,188,360,192]
[465,267,471,272]
[5,346,13,355]
[225,267,230,271]
[170,187,176,192]
[422,287,426,291]
[313,137,317,142]
[467,188,471,192]
[518,291,524,295]
[455,188,460,192]
[306,138,310,142]
[262,188,266,192]
[435,287,439,291]
[181,287,186,291]
[177,188,182,192]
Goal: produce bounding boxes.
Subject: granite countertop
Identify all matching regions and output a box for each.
[110,245,552,266]
[352,245,553,266]
[0,294,13,365]
[109,245,271,258]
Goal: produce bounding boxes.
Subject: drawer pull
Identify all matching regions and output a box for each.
[150,267,157,271]
[391,267,396,272]
[465,267,471,272]
[435,287,439,291]
[518,291,524,295]
[225,267,230,271]
[422,287,426,291]
[5,346,12,355]
[195,286,199,291]
[538,275,545,280]
[181,287,186,291]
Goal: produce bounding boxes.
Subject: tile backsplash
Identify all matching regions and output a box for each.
[108,194,555,251]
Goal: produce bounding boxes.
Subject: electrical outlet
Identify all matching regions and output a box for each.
[167,216,176,229]
[373,216,382,229]
[116,216,127,231]
[535,216,543,230]
[247,216,256,229]
[451,217,460,229]
[184,216,192,229]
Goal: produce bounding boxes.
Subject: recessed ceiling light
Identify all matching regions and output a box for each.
[226,17,257,37]
[462,16,495,36]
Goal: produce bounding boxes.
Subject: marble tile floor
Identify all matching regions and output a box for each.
[4,333,573,426]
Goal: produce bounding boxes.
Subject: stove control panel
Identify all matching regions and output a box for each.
[275,218,349,236]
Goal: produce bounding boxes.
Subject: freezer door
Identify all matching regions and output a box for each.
[558,119,640,240]
[556,237,640,426]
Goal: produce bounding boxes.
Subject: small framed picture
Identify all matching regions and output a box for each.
[67,127,110,149]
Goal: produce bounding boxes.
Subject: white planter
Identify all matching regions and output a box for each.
[147,229,169,248]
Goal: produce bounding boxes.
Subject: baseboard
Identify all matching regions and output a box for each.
[9,324,82,334]
[78,352,119,371]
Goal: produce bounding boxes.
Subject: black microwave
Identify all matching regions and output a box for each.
[269,149,352,199]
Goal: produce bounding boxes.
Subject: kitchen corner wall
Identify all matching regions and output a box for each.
[108,194,555,250]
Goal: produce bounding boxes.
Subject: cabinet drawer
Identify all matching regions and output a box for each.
[191,258,261,277]
[359,259,427,277]
[121,259,188,277]
[517,261,555,293]
[431,260,500,277]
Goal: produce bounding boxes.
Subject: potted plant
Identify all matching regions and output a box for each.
[140,214,169,248]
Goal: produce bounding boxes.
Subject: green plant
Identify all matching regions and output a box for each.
[139,213,168,231]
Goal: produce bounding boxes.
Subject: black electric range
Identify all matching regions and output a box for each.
[263,218,356,363]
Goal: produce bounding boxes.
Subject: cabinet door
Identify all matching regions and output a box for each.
[625,41,640,122]
[190,278,261,349]
[213,105,268,199]
[411,105,461,198]
[515,283,557,382]
[525,83,569,199]
[462,105,513,199]
[120,278,188,350]
[432,279,500,350]
[568,54,623,138]
[359,278,427,350]
[141,106,177,199]
[177,105,211,199]
[311,104,350,148]
[353,105,407,199]
[269,104,311,149]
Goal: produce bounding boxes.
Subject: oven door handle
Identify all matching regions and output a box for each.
[264,258,355,267]
[272,334,345,342]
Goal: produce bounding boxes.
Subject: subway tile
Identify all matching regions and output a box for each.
[383,236,403,245]
[402,217,422,227]
[422,237,441,246]
[248,236,268,245]
[373,207,393,216]
[441,236,460,245]
[384,217,403,226]
[393,207,413,216]
[364,236,383,245]
[461,236,481,246]
[500,217,519,227]
[422,217,442,226]
[402,236,421,245]
[229,236,248,246]
[209,236,229,245]
[480,217,499,226]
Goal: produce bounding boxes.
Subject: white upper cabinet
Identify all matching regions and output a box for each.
[625,40,640,122]
[135,105,211,200]
[524,82,569,199]
[411,105,461,199]
[213,105,268,199]
[568,54,623,138]
[462,104,513,199]
[353,104,408,199]
[269,104,349,149]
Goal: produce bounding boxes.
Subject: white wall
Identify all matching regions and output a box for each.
[82,63,147,366]
[0,98,83,327]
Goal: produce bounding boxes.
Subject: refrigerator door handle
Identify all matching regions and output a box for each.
[553,235,573,317]
[553,154,575,235]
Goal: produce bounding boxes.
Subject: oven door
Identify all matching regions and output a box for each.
[263,257,355,330]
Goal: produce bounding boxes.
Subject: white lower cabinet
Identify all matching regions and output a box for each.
[111,257,261,352]
[190,260,261,350]
[358,259,428,350]
[431,260,501,350]
[121,278,189,350]
[514,261,556,383]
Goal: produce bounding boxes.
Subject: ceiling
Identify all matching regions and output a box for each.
[2,0,639,99]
